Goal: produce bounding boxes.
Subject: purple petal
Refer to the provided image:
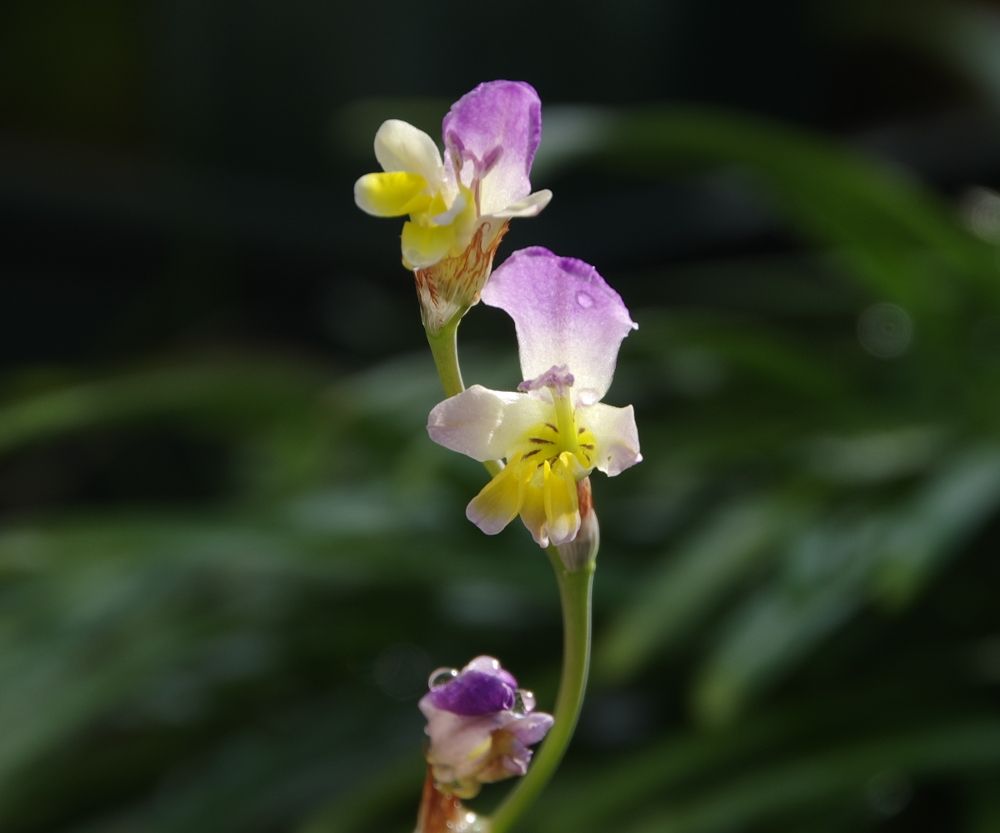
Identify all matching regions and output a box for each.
[506,712,555,745]
[443,81,542,215]
[482,248,638,401]
[464,655,518,689]
[430,670,516,716]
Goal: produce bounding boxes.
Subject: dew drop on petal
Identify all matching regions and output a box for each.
[575,290,594,308]
[513,688,536,715]
[428,667,459,689]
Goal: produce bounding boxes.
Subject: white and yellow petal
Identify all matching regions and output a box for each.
[427,385,550,462]
[580,402,641,476]
[402,220,457,270]
[373,119,445,184]
[542,453,582,545]
[353,171,431,217]
[466,463,528,536]
[489,189,553,219]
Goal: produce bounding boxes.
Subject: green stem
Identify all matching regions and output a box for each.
[426,312,593,831]
[489,551,594,833]
[426,317,500,477]
[426,318,467,398]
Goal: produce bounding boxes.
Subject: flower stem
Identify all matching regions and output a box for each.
[488,550,594,833]
[425,309,590,832]
[426,317,466,399]
[426,316,501,477]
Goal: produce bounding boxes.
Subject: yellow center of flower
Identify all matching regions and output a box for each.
[469,388,597,547]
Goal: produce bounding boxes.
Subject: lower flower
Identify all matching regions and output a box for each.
[419,656,553,799]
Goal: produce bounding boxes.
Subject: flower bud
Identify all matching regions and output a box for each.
[419,656,553,799]
[555,477,600,572]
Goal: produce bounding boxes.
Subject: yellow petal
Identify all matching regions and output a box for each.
[543,453,581,545]
[519,466,550,547]
[466,463,525,535]
[354,171,431,217]
[402,220,457,269]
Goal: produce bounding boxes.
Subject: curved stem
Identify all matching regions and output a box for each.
[426,318,466,399]
[426,312,591,832]
[489,551,594,833]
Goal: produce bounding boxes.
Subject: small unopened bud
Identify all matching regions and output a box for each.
[419,656,553,800]
[556,477,600,572]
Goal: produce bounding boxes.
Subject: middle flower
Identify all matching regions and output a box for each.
[427,248,642,548]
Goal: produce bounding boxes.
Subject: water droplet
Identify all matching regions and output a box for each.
[428,667,459,689]
[512,688,536,715]
[575,290,594,308]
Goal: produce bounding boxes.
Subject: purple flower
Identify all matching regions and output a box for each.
[419,656,553,799]
[354,81,552,334]
[426,248,642,548]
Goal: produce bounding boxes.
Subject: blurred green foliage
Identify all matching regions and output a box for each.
[3,1,1000,831]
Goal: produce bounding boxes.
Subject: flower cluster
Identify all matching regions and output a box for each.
[420,657,553,799]
[355,80,641,819]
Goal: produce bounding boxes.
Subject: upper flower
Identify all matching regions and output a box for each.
[354,82,553,333]
[427,248,641,548]
[355,81,551,270]
[419,656,553,799]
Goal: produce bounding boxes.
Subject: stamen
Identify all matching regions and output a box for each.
[517,364,574,395]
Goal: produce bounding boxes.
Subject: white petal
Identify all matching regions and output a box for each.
[579,403,641,476]
[373,119,444,185]
[427,385,550,462]
[489,189,553,219]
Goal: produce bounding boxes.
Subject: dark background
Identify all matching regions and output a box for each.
[2,1,1000,831]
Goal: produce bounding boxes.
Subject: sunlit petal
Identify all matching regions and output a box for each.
[483,248,636,399]
[466,464,526,535]
[443,81,542,215]
[543,454,582,545]
[580,402,642,476]
[490,189,553,219]
[354,171,431,217]
[373,119,444,184]
[428,386,549,461]
[402,220,457,269]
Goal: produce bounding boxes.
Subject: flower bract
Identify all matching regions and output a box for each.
[354,81,552,333]
[427,247,641,548]
[419,656,553,799]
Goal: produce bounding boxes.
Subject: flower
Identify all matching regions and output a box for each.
[420,656,553,799]
[427,247,641,548]
[354,81,552,333]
